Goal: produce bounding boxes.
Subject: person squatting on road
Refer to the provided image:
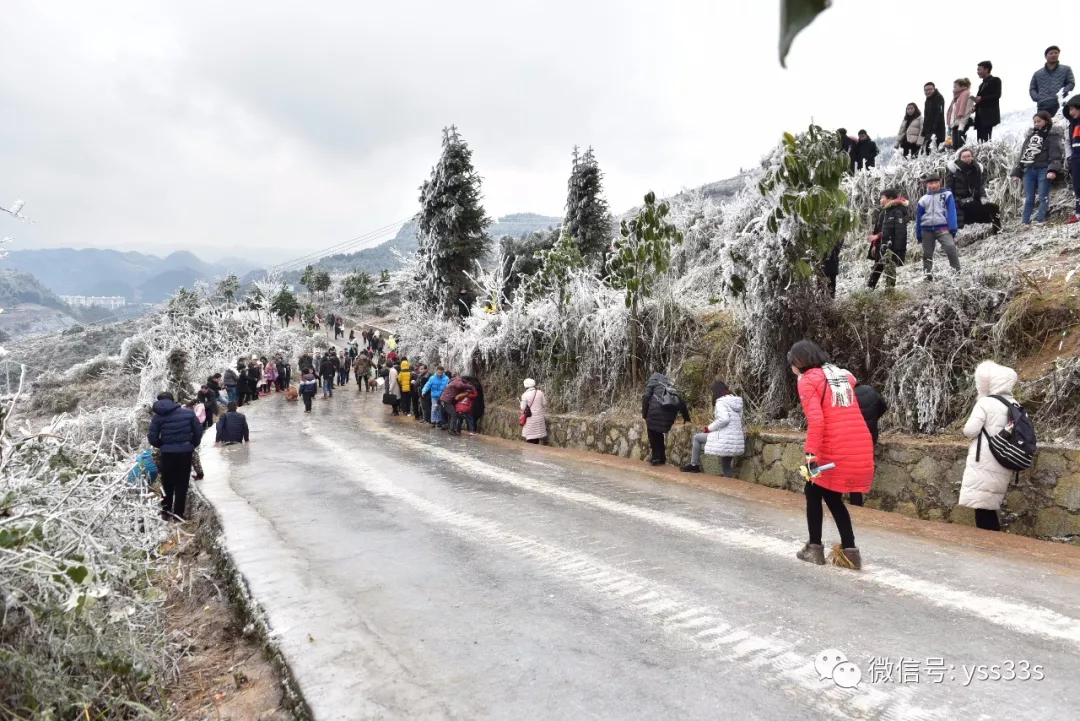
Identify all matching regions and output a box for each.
[520,378,547,444]
[642,372,691,466]
[788,341,874,570]
[680,380,744,477]
[915,173,960,281]
[1011,111,1066,226]
[215,401,250,445]
[866,188,909,290]
[299,367,318,412]
[959,361,1021,532]
[148,391,203,521]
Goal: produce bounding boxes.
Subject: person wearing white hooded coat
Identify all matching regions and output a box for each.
[959,360,1020,531]
[520,379,547,443]
[681,381,745,477]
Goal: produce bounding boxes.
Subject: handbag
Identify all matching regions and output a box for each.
[520,389,536,426]
[383,392,396,405]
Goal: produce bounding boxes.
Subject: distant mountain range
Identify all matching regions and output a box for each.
[3,249,261,302]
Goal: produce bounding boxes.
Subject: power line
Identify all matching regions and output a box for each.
[266,217,414,275]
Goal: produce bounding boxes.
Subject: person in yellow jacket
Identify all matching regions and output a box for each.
[398,360,413,417]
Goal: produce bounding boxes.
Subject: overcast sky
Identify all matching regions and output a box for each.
[0,1,1060,263]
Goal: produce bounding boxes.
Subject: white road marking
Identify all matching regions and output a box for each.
[315,434,940,721]
[373,425,1080,647]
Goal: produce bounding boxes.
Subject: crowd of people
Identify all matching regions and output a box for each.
[828,49,1080,293]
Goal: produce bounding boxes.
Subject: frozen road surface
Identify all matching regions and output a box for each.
[198,393,1080,720]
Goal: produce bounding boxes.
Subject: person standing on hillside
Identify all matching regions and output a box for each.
[788,341,873,570]
[867,188,909,290]
[837,129,857,173]
[1011,111,1066,226]
[946,78,975,149]
[923,83,948,153]
[148,391,203,521]
[915,173,960,280]
[895,103,924,158]
[1065,95,1080,225]
[1030,46,1075,116]
[947,148,1002,234]
[642,372,691,466]
[852,130,878,170]
[973,61,1002,142]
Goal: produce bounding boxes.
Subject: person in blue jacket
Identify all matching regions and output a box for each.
[915,173,960,281]
[147,391,203,521]
[421,367,449,426]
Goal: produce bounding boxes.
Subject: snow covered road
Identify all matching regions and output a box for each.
[198,393,1080,720]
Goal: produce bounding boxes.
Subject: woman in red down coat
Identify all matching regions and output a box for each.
[788,340,874,570]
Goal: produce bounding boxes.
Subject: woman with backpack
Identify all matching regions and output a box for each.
[959,361,1023,532]
[788,340,874,570]
[680,380,744,477]
[520,379,547,444]
[642,372,691,466]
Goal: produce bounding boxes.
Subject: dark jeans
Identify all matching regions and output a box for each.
[302,393,313,411]
[226,386,237,404]
[202,413,215,430]
[949,126,967,150]
[805,481,855,548]
[160,451,193,519]
[400,392,412,415]
[867,248,905,289]
[899,141,921,158]
[976,124,993,142]
[442,400,457,429]
[1022,167,1052,224]
[975,508,1001,531]
[959,200,1002,232]
[236,387,248,407]
[275,377,286,392]
[647,428,666,463]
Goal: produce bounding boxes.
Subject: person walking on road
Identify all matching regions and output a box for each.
[973,61,1001,142]
[959,361,1021,532]
[642,372,690,466]
[1030,46,1075,115]
[147,391,203,521]
[299,367,318,412]
[319,354,335,399]
[387,363,401,416]
[681,380,744,477]
[215,401,250,445]
[788,340,873,570]
[353,353,372,392]
[520,378,548,444]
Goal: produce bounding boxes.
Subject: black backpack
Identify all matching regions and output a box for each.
[658,384,682,411]
[977,395,1036,472]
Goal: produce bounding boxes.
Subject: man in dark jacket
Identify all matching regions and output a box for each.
[412,364,431,420]
[147,392,203,520]
[947,149,1002,234]
[642,372,690,466]
[868,189,909,290]
[274,355,290,392]
[319,354,335,398]
[973,61,1002,142]
[852,130,878,170]
[851,382,887,507]
[922,83,947,153]
[245,361,260,403]
[233,361,249,407]
[298,368,319,411]
[1030,46,1075,115]
[215,402,250,444]
[837,129,857,174]
[196,384,218,429]
[223,366,239,405]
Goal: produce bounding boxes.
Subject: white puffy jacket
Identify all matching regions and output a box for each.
[703,395,746,457]
[959,361,1018,511]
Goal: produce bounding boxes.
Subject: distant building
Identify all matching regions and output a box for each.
[59,295,127,310]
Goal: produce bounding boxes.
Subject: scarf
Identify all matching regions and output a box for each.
[821,364,854,407]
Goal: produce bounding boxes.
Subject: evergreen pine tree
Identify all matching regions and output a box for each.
[416,126,491,317]
[564,145,612,268]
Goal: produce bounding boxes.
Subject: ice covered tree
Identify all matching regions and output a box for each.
[217,273,240,305]
[300,265,317,298]
[416,126,491,317]
[166,288,199,322]
[531,229,585,308]
[606,191,683,382]
[565,146,612,269]
[312,270,331,302]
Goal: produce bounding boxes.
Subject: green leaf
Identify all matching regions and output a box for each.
[66,565,89,584]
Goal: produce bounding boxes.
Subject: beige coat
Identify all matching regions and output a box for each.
[896,115,924,147]
[520,388,547,440]
[959,361,1018,511]
[947,89,975,130]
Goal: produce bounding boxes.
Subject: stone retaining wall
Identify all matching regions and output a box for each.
[481,405,1080,544]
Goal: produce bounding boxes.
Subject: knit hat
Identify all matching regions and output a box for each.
[923,172,942,183]
[523,378,536,389]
